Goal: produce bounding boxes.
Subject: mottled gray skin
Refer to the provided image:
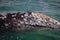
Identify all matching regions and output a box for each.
[0,12,60,31]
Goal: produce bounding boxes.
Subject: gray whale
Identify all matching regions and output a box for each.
[0,12,60,31]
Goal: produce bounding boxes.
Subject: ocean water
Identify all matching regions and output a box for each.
[0,29,60,40]
[0,0,60,40]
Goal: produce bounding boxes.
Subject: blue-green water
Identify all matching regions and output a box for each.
[0,30,60,40]
[0,0,60,40]
[0,0,60,21]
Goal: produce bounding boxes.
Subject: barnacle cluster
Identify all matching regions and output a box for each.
[0,12,60,32]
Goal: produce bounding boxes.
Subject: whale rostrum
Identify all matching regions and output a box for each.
[0,12,60,31]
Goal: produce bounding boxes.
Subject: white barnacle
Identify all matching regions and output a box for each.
[20,21,24,24]
[38,21,41,23]
[4,16,6,18]
[12,15,16,17]
[9,22,11,24]
[24,13,28,16]
[24,18,27,21]
[17,23,20,26]
[13,18,16,20]
[25,22,29,24]
[31,23,35,25]
[12,15,14,17]
[38,18,43,21]
[44,20,47,22]
[21,15,23,18]
[30,20,32,23]
[32,12,35,16]
[49,19,53,22]
[29,20,33,24]
[5,23,8,26]
[1,16,6,19]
